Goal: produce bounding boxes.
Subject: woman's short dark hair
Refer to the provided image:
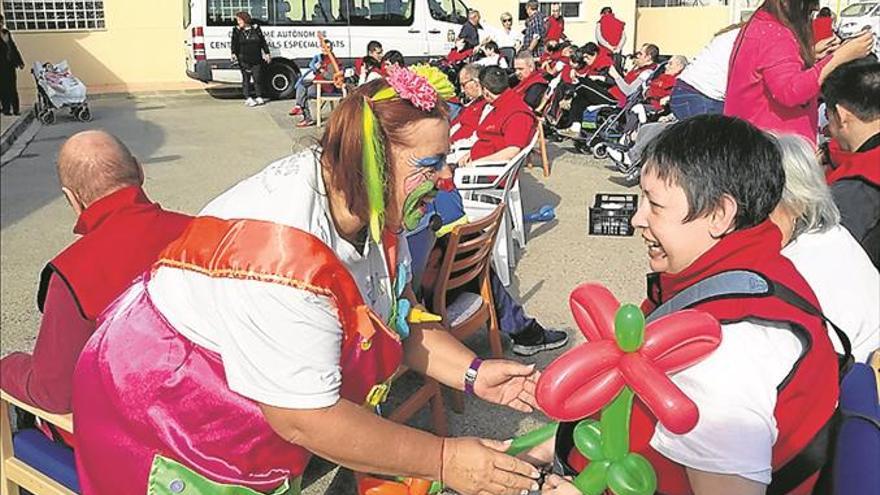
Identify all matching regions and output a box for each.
[319,80,448,223]
[818,6,832,17]
[642,115,784,231]
[600,6,613,15]
[382,50,405,67]
[822,59,880,122]
[367,40,383,53]
[234,11,252,25]
[484,41,499,53]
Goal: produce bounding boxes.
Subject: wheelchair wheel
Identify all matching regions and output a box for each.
[39,110,56,125]
[76,106,92,122]
[592,143,608,160]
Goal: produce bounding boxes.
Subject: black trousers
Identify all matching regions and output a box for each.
[569,79,615,126]
[240,63,264,99]
[0,67,20,114]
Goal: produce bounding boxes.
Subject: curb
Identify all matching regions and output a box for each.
[0,107,35,156]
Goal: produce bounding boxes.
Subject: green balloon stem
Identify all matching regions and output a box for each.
[505,422,559,456]
[600,387,634,461]
[572,460,611,495]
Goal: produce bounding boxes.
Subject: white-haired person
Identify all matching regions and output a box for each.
[770,134,879,362]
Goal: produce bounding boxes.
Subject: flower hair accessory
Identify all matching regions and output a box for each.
[361,65,455,242]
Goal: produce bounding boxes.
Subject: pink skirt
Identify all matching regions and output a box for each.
[72,280,309,495]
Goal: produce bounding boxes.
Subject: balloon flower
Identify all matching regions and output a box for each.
[357,475,441,495]
[536,283,721,495]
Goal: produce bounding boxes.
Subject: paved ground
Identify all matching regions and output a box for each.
[0,92,648,493]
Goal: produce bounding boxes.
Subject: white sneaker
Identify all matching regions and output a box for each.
[255,97,266,105]
[607,147,632,166]
[245,97,257,107]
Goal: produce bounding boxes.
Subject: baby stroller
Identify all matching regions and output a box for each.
[32,61,91,125]
[571,62,669,159]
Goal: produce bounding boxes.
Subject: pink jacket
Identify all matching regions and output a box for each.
[724,10,831,145]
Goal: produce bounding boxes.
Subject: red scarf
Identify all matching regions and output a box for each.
[642,221,784,313]
[826,137,880,188]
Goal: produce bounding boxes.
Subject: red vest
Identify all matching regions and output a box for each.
[38,186,191,321]
[589,47,614,75]
[446,47,473,64]
[610,64,656,106]
[812,16,834,43]
[826,138,880,188]
[451,97,488,142]
[646,72,678,109]
[567,222,838,494]
[599,13,625,47]
[546,15,565,42]
[514,70,548,98]
[471,89,535,160]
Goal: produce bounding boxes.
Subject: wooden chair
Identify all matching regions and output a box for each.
[313,80,348,127]
[426,204,506,412]
[387,366,448,437]
[526,75,561,177]
[1,391,76,495]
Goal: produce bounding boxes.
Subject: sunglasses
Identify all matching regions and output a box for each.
[502,18,512,22]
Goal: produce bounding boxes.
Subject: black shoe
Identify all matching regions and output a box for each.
[511,322,569,356]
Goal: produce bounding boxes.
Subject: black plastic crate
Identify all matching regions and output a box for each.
[588,193,638,237]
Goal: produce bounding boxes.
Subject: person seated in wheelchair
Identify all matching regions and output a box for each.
[545,43,613,130]
[473,41,509,69]
[618,55,688,143]
[456,66,536,167]
[557,43,660,139]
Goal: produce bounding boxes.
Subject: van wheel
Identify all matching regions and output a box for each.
[265,62,298,100]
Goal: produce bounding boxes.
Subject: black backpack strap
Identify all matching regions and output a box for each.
[645,270,854,495]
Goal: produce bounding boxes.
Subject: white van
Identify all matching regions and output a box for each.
[183,0,471,99]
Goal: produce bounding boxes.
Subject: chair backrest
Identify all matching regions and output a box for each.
[454,129,538,198]
[429,203,505,320]
[499,47,516,68]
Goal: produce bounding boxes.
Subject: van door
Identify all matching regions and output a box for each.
[424,0,467,57]
[348,0,428,62]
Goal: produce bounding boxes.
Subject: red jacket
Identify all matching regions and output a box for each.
[451,98,488,142]
[514,70,548,97]
[826,138,880,188]
[471,89,536,160]
[546,15,565,43]
[812,16,834,43]
[38,186,192,320]
[610,64,656,106]
[566,222,838,494]
[599,13,625,48]
[646,72,678,110]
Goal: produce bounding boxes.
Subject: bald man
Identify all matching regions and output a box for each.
[1,131,191,415]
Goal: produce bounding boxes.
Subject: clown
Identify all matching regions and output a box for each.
[71,66,542,495]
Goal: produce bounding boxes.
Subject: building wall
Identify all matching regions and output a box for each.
[470,0,638,53]
[10,0,198,97]
[634,6,731,58]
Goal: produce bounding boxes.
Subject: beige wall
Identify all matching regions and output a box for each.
[634,6,731,58]
[470,0,637,54]
[9,0,198,97]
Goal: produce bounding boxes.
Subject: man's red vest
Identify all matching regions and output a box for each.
[646,72,678,110]
[451,97,488,142]
[599,13,625,48]
[514,70,548,97]
[566,222,838,494]
[471,89,535,160]
[546,15,565,42]
[37,186,192,321]
[610,64,656,106]
[825,138,880,188]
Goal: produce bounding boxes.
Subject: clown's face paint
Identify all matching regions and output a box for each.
[386,118,451,232]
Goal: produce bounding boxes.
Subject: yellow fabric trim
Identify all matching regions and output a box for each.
[436,216,470,238]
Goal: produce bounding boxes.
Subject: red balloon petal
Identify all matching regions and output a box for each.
[641,310,722,374]
[537,340,625,421]
[619,354,699,434]
[569,283,620,342]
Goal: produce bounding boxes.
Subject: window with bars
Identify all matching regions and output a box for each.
[206,0,269,26]
[1,1,105,31]
[517,1,580,21]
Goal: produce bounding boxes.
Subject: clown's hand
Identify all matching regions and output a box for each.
[474,360,540,413]
[542,474,579,495]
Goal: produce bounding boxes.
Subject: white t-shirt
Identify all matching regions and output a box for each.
[149,150,410,410]
[474,53,509,69]
[678,28,739,101]
[782,225,880,362]
[485,25,522,49]
[650,319,804,485]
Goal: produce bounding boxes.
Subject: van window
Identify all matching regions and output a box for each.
[428,0,466,23]
[348,0,414,26]
[207,0,270,26]
[274,0,347,25]
[183,0,192,27]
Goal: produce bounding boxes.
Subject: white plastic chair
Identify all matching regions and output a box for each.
[454,132,536,286]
